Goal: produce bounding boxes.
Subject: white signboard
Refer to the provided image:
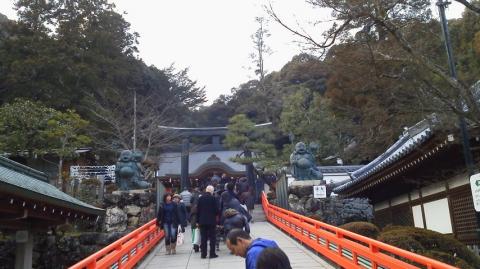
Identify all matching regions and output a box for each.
[287,175,295,187]
[313,185,327,199]
[470,173,480,212]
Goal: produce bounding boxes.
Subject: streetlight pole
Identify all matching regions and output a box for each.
[436,0,476,175]
[437,0,480,239]
[133,89,137,152]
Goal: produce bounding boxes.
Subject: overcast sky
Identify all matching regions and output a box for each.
[0,0,466,104]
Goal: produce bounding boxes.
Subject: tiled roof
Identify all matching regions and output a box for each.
[157,150,246,177]
[0,157,104,216]
[334,117,436,193]
[317,165,364,174]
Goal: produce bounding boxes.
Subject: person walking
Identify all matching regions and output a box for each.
[226,229,279,269]
[196,185,220,259]
[179,188,192,216]
[172,194,188,254]
[240,187,255,222]
[173,194,188,227]
[223,195,252,223]
[220,182,239,210]
[156,193,184,255]
[223,208,250,236]
[256,247,292,269]
[189,187,201,252]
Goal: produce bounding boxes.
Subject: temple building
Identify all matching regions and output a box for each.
[334,116,480,251]
[0,156,104,268]
[155,125,274,190]
[156,147,246,188]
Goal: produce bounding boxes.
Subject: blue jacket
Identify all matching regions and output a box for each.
[246,238,279,269]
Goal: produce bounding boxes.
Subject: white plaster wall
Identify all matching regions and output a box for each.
[423,198,453,234]
[410,189,420,200]
[391,194,409,206]
[374,200,389,211]
[412,205,424,228]
[448,173,469,189]
[421,181,446,197]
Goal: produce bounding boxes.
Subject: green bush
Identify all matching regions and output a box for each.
[339,222,380,239]
[377,226,480,268]
[423,250,474,269]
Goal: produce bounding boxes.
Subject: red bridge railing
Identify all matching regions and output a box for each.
[69,219,163,269]
[261,192,457,269]
[68,193,457,269]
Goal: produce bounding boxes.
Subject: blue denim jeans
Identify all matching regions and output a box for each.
[163,223,178,245]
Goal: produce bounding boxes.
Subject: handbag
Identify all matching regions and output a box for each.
[177,226,184,246]
[192,227,200,245]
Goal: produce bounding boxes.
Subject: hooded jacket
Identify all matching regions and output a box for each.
[221,197,252,224]
[246,238,279,269]
[223,209,250,234]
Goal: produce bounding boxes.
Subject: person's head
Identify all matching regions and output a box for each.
[172,194,181,203]
[256,247,292,269]
[205,185,214,194]
[226,182,235,192]
[163,193,172,203]
[222,173,227,178]
[226,229,252,257]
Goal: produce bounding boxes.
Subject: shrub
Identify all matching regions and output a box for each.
[339,222,380,239]
[377,226,480,268]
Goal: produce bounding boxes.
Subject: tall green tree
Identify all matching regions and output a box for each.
[0,99,91,190]
[0,99,55,156]
[41,109,91,191]
[280,88,347,162]
[224,114,276,169]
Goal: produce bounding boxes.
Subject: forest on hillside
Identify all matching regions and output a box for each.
[0,0,479,170]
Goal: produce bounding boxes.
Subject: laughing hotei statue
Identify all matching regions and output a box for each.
[115,150,151,191]
[290,142,323,181]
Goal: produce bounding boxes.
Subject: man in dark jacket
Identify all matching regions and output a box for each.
[196,185,220,259]
[226,229,279,269]
[221,182,238,208]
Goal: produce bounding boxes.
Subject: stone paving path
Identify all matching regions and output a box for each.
[139,209,335,269]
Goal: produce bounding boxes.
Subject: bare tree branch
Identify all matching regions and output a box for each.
[454,0,480,14]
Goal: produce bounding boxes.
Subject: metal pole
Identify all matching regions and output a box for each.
[437,0,480,240]
[133,89,137,152]
[181,137,190,191]
[436,0,476,175]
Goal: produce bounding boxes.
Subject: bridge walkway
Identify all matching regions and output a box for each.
[138,208,335,269]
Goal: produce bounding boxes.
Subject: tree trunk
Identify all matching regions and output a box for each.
[58,157,65,192]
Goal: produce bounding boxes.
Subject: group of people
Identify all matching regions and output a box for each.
[156,174,291,269]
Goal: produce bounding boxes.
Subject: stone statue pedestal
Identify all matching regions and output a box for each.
[288,179,327,198]
[112,189,151,195]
